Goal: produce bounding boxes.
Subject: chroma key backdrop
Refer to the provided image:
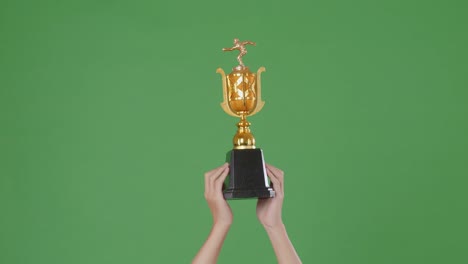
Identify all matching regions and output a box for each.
[1,0,467,263]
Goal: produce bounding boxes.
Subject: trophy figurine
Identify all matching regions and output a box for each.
[216,38,275,199]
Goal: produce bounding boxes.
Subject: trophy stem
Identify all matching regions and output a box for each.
[233,115,256,149]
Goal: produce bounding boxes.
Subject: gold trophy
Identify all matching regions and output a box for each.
[216,39,275,199]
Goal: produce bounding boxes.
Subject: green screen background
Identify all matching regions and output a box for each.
[1,0,467,263]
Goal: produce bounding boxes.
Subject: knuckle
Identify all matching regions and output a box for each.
[215,178,225,184]
[204,194,213,201]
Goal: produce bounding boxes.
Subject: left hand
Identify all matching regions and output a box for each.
[192,164,232,264]
[204,163,232,226]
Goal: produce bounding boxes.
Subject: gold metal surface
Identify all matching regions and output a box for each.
[217,39,266,149]
[222,38,256,67]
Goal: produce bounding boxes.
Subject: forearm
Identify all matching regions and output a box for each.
[265,224,301,264]
[192,223,231,264]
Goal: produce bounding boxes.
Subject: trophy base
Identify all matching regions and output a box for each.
[223,188,275,199]
[223,149,276,200]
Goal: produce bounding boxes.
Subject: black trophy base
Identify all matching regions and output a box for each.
[223,188,275,199]
[223,148,275,200]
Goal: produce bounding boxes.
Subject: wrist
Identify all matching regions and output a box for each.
[213,220,232,230]
[263,222,285,233]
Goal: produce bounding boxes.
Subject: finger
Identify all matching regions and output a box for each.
[266,164,284,184]
[265,164,283,178]
[210,164,228,192]
[215,166,229,190]
[212,163,229,181]
[267,166,284,195]
[212,164,229,190]
[205,163,229,178]
[266,167,283,195]
[265,164,280,183]
[205,163,228,194]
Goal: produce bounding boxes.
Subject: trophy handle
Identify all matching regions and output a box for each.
[216,68,238,117]
[249,66,266,116]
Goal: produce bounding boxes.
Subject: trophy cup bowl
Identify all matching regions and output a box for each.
[226,67,257,115]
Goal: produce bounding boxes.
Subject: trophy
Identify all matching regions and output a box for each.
[216,38,275,199]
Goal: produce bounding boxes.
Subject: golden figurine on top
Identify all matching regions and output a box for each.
[222,38,256,67]
[216,38,266,150]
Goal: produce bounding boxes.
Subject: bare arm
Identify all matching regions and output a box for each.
[257,164,302,264]
[242,41,256,46]
[265,224,301,264]
[192,163,232,264]
[222,47,235,51]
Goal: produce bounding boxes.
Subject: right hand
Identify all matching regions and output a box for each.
[204,163,232,226]
[256,164,285,229]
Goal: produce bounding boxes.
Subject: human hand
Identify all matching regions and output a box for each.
[204,163,232,226]
[256,165,301,263]
[193,163,232,264]
[256,164,284,229]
